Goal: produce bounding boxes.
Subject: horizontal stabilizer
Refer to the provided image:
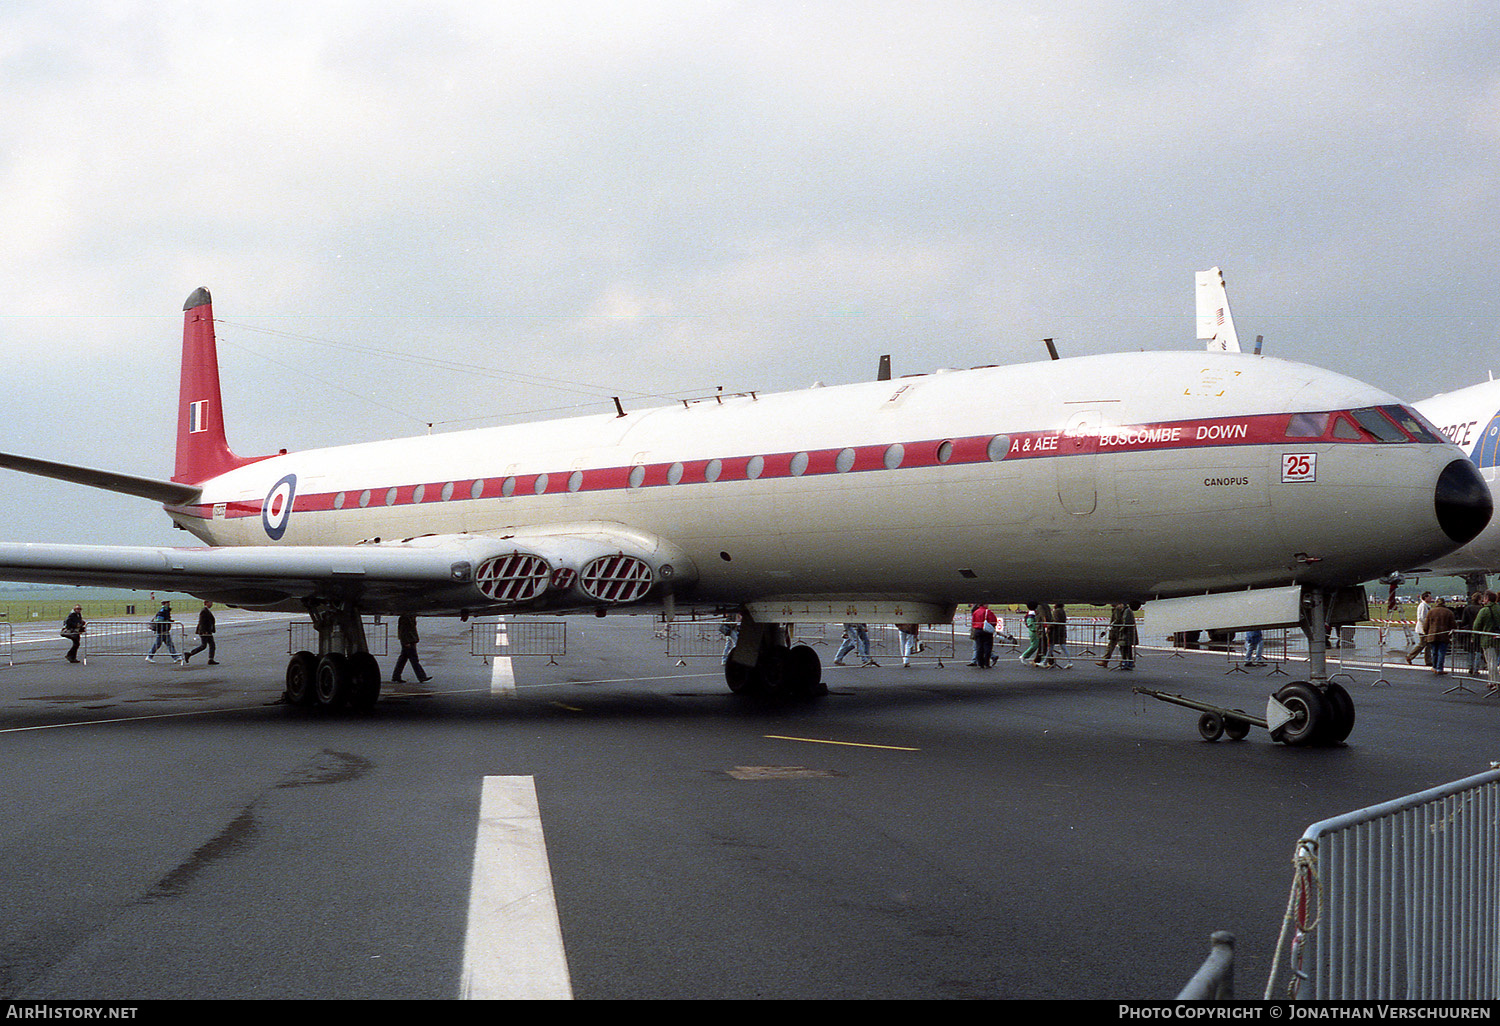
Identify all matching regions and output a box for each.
[0,451,201,506]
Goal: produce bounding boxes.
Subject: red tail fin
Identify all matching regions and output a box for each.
[174,288,262,484]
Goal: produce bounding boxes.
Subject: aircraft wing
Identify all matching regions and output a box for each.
[0,451,200,505]
[0,526,694,615]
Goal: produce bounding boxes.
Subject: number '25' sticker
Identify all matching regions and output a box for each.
[1282,452,1316,483]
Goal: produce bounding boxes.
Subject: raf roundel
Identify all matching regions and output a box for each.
[262,474,298,540]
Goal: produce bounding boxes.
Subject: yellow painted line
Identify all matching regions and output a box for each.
[764,734,919,752]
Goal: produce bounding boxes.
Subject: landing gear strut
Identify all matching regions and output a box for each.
[724,615,826,699]
[1267,588,1359,746]
[285,598,382,711]
[1137,586,1361,746]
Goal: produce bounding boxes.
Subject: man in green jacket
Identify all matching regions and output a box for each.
[1472,593,1499,694]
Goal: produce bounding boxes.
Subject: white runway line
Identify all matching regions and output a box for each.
[460,775,573,1000]
[490,619,515,697]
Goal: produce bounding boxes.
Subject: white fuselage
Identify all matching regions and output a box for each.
[1413,378,1500,577]
[166,351,1473,612]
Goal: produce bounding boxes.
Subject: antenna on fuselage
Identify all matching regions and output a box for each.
[1254,335,1264,355]
[877,355,891,381]
[1043,338,1059,360]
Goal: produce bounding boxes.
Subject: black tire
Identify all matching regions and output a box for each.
[1224,712,1252,741]
[1197,712,1224,741]
[786,644,826,698]
[285,651,318,706]
[1271,681,1326,747]
[1321,682,1356,744]
[348,652,382,711]
[315,652,351,709]
[725,660,757,694]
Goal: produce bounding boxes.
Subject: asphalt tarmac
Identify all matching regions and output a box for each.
[0,612,1495,1000]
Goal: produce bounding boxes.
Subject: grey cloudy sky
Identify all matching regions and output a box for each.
[3,0,1499,546]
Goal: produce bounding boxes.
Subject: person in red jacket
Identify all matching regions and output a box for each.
[970,602,998,667]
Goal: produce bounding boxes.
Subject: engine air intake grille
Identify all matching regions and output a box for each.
[580,554,654,603]
[475,552,550,603]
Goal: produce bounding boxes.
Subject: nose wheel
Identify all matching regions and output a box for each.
[1268,680,1354,746]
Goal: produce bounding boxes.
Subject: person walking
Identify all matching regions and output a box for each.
[1046,604,1072,669]
[1406,591,1434,665]
[145,601,181,663]
[1096,602,1137,670]
[1019,604,1041,664]
[898,623,920,668]
[1243,628,1265,666]
[184,601,218,665]
[1425,597,1457,675]
[834,623,878,667]
[391,614,431,683]
[969,603,997,667]
[61,604,86,663]
[1472,592,1500,693]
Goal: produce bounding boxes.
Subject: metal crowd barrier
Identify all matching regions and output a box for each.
[655,619,960,664]
[660,618,739,658]
[287,618,390,656]
[1175,621,1500,695]
[786,622,958,663]
[0,621,11,667]
[1264,767,1500,1000]
[469,618,566,659]
[79,620,190,659]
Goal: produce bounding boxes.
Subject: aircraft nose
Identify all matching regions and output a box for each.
[1435,459,1492,545]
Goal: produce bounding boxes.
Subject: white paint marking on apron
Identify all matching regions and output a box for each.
[459,775,573,1000]
[490,618,515,697]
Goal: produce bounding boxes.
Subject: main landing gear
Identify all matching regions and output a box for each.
[284,598,382,712]
[724,616,827,699]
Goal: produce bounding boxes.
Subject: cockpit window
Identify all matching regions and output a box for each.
[1286,412,1329,438]
[1332,417,1364,440]
[1387,405,1447,444]
[1348,407,1409,442]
